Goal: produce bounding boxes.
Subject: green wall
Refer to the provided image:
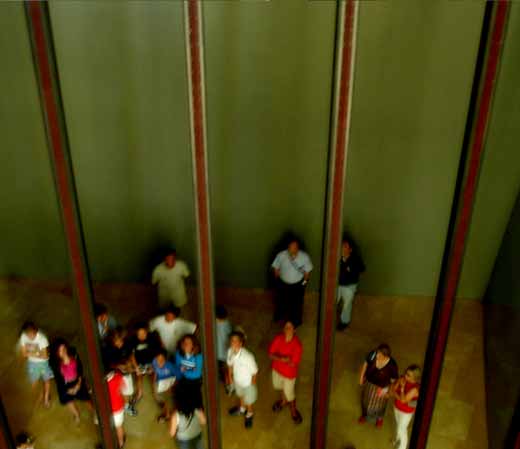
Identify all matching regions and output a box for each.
[457,2,520,299]
[343,1,484,296]
[0,3,69,278]
[0,1,517,299]
[49,1,196,281]
[204,0,336,288]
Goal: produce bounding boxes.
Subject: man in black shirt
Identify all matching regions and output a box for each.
[337,236,365,330]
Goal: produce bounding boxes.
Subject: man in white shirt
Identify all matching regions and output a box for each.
[149,306,197,356]
[152,250,190,308]
[227,331,258,429]
[271,237,313,327]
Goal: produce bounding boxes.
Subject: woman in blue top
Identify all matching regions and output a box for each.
[176,335,203,408]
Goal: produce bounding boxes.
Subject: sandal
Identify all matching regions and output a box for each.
[272,400,285,413]
[291,410,303,424]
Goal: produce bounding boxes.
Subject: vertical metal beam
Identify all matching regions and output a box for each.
[0,396,13,449]
[24,3,117,449]
[311,1,358,449]
[410,2,510,448]
[183,2,220,449]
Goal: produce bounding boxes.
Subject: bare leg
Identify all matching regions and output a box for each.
[43,380,51,407]
[32,381,43,407]
[66,401,80,423]
[115,426,125,448]
[135,374,143,401]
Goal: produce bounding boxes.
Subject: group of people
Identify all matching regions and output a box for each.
[358,344,421,449]
[16,248,307,449]
[15,236,419,449]
[271,235,365,330]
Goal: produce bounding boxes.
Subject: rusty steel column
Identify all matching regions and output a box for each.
[410,2,510,448]
[183,2,221,449]
[311,1,359,449]
[24,2,117,448]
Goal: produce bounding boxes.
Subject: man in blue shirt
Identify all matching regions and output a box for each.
[271,236,313,327]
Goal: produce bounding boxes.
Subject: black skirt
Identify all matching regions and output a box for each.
[58,378,91,405]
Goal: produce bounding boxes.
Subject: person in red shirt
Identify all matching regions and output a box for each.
[268,320,303,424]
[106,370,127,448]
[391,364,421,449]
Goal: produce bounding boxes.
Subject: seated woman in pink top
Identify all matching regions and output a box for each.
[50,339,96,424]
[268,320,303,424]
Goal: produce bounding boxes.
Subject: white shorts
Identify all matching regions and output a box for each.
[112,409,125,427]
[122,374,134,396]
[272,370,296,402]
[234,384,258,406]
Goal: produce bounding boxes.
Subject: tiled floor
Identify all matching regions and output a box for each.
[0,279,487,449]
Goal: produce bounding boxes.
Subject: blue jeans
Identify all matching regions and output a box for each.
[337,284,358,324]
[176,434,203,449]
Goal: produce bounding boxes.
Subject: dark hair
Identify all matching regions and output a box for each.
[107,327,126,344]
[178,334,201,356]
[342,232,360,254]
[53,338,75,361]
[174,383,199,418]
[164,248,177,258]
[376,343,391,358]
[134,321,149,332]
[282,319,296,328]
[286,234,301,248]
[21,321,38,334]
[229,331,245,345]
[406,364,421,382]
[155,348,167,359]
[15,432,32,446]
[94,303,108,318]
[164,305,181,317]
[216,305,228,319]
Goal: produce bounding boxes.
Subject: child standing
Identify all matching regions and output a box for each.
[18,322,54,408]
[170,386,207,449]
[106,369,127,448]
[227,331,258,429]
[103,328,138,416]
[216,305,232,391]
[149,306,197,357]
[175,334,203,408]
[130,323,161,403]
[94,303,118,341]
[152,350,177,423]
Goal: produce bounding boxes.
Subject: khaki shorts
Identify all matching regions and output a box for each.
[272,370,296,402]
[235,383,257,406]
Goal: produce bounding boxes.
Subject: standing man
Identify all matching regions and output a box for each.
[152,249,190,309]
[337,236,365,330]
[268,320,303,424]
[271,236,313,327]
